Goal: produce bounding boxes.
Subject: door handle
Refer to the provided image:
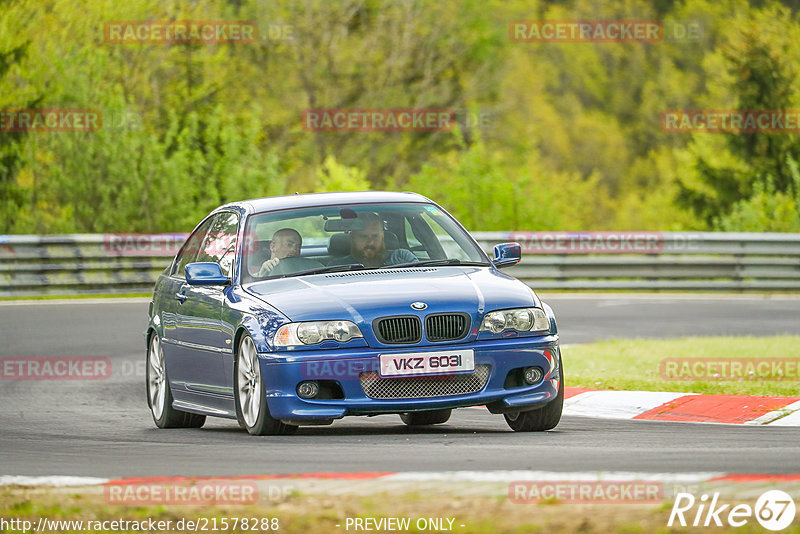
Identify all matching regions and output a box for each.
[175,292,188,303]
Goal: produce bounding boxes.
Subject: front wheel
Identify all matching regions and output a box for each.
[504,357,564,432]
[400,409,452,426]
[146,333,205,429]
[234,334,297,436]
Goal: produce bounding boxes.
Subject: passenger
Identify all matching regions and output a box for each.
[334,213,417,268]
[257,228,322,276]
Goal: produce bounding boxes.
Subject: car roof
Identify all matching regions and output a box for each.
[221,191,433,214]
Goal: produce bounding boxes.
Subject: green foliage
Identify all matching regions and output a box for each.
[0,30,40,232]
[678,2,800,227]
[312,156,370,193]
[17,100,285,233]
[405,131,607,230]
[714,184,800,232]
[713,156,800,231]
[0,0,799,233]
[407,134,529,230]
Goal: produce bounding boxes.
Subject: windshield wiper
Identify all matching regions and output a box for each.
[380,259,489,269]
[271,263,366,279]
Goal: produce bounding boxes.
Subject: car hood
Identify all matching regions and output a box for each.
[243,266,539,324]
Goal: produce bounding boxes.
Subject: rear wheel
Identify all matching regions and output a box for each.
[234,334,297,436]
[400,409,452,426]
[504,360,563,432]
[147,333,205,429]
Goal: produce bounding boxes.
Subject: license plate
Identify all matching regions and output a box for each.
[379,349,475,377]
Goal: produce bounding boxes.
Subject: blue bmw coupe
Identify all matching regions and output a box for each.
[146,192,563,435]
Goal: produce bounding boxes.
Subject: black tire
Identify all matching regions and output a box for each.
[504,355,564,432]
[234,334,298,436]
[400,409,452,426]
[147,333,206,429]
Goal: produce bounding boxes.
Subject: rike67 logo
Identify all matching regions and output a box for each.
[669,490,796,531]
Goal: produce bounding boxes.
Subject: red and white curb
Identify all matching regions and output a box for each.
[563,387,800,425]
[3,471,800,494]
[0,472,714,486]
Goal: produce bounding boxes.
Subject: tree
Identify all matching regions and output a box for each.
[0,40,41,232]
[678,5,800,227]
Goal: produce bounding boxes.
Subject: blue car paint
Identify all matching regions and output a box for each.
[185,262,229,285]
[147,192,561,423]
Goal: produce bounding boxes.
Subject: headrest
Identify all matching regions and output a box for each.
[328,233,350,256]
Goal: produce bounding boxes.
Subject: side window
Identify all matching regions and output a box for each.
[172,217,215,278]
[196,212,239,277]
[415,212,471,261]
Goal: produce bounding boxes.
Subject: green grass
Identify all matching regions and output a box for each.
[563,336,800,396]
[4,488,798,534]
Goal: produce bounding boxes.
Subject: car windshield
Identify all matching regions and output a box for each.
[240,202,489,282]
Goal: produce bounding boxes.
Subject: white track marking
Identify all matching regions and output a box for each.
[0,476,109,486]
[746,400,800,425]
[763,401,800,426]
[383,471,721,483]
[0,472,722,487]
[564,390,695,419]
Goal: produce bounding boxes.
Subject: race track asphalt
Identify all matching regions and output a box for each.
[1,295,798,477]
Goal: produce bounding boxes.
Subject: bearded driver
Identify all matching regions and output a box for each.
[335,212,417,268]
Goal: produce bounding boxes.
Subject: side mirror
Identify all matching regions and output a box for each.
[492,242,521,268]
[185,262,229,286]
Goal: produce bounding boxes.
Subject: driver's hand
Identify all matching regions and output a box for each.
[258,257,280,276]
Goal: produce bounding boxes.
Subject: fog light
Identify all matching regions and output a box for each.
[523,366,543,385]
[297,381,320,399]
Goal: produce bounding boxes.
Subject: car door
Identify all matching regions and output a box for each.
[171,212,239,406]
[159,215,215,399]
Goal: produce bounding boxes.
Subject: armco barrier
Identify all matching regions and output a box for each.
[1,232,799,297]
[0,234,184,297]
[474,231,800,291]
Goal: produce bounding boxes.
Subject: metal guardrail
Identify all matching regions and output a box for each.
[0,234,180,297]
[475,231,800,291]
[1,232,800,297]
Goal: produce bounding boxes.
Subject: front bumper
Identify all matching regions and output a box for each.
[258,335,561,422]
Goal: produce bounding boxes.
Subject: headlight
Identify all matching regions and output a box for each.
[482,311,507,333]
[274,320,363,347]
[479,308,550,334]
